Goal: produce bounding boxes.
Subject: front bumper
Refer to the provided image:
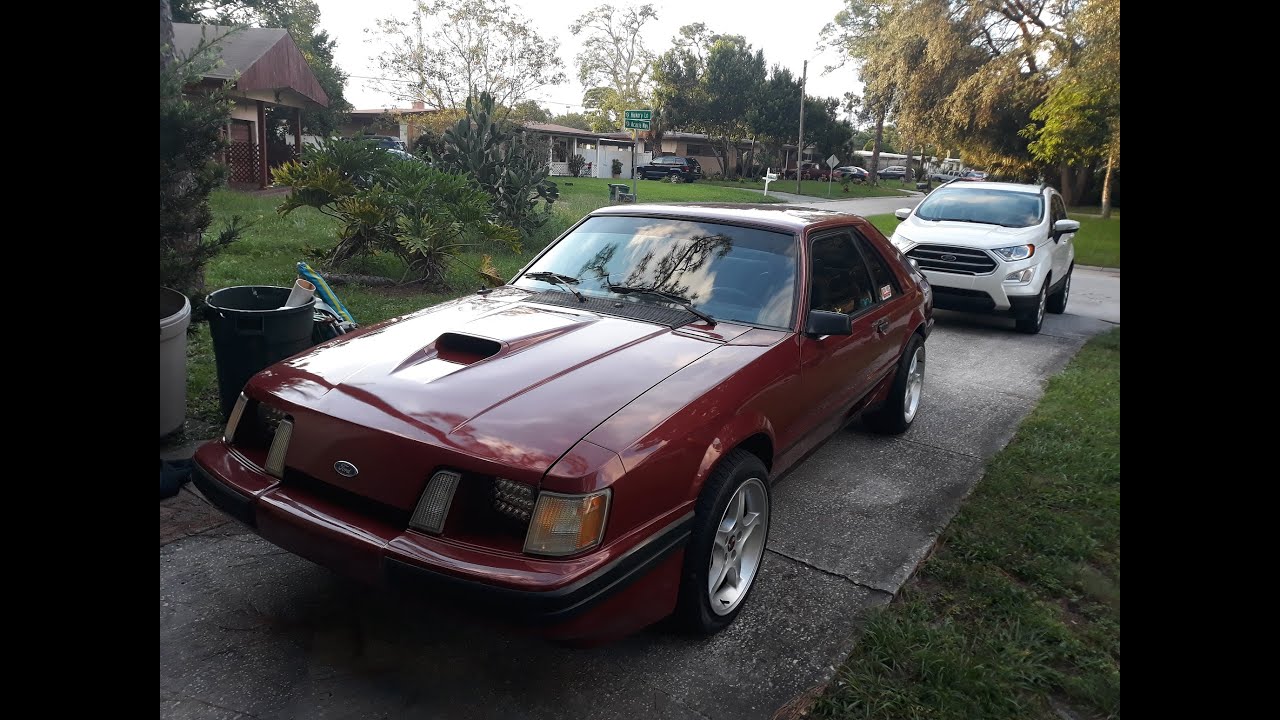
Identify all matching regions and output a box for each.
[191,442,691,635]
[920,258,1046,313]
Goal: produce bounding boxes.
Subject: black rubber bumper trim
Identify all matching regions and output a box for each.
[1007,293,1042,312]
[190,461,257,528]
[385,513,693,624]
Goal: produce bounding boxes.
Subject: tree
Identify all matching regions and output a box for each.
[1023,0,1120,215]
[653,32,765,177]
[506,100,552,124]
[172,0,351,137]
[550,112,593,131]
[570,4,659,130]
[161,0,243,300]
[368,0,566,113]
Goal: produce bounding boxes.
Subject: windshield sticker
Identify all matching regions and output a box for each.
[880,285,892,300]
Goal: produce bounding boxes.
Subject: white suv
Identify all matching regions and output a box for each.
[889,182,1079,334]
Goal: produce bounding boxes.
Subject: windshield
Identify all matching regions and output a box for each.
[913,187,1043,227]
[515,215,798,329]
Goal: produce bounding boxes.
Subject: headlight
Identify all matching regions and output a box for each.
[891,233,913,249]
[524,489,611,556]
[990,244,1036,261]
[257,403,287,433]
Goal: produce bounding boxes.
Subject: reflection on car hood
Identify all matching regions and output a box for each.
[895,218,1042,250]
[248,287,754,473]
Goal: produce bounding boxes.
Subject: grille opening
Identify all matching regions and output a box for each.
[434,333,501,365]
[907,244,998,275]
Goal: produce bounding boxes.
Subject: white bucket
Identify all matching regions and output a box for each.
[160,287,192,437]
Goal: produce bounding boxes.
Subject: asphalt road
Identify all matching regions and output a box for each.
[161,273,1119,720]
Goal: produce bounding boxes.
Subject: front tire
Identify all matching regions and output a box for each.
[674,449,771,635]
[863,333,926,434]
[1047,265,1071,314]
[1015,276,1049,334]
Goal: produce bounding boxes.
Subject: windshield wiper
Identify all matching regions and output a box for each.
[606,282,716,326]
[525,271,586,302]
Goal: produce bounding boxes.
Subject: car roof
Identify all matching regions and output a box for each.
[588,203,860,231]
[935,180,1044,194]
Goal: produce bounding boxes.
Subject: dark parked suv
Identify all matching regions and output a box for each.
[639,156,702,182]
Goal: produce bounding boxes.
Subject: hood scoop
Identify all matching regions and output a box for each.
[433,332,502,365]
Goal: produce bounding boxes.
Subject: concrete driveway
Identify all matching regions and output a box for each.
[161,274,1119,720]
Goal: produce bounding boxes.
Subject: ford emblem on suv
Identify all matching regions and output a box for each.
[334,461,359,478]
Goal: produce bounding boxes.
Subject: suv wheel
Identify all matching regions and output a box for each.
[1015,276,1048,334]
[1047,265,1072,314]
[669,171,685,183]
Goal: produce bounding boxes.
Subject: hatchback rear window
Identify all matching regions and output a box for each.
[913,187,1044,228]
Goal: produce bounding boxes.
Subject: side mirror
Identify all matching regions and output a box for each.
[805,310,853,338]
[894,208,912,221]
[1054,219,1081,235]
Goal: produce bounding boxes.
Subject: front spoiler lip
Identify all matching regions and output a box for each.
[189,457,692,624]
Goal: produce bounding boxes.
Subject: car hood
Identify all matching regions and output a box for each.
[248,287,753,479]
[891,218,1042,251]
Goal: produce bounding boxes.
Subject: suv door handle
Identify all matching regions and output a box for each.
[874,318,889,334]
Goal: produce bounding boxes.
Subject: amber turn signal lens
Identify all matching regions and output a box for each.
[523,490,611,557]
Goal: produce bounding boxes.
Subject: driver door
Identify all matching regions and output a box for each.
[796,230,884,437]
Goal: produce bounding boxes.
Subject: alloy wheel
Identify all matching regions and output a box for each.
[707,478,769,616]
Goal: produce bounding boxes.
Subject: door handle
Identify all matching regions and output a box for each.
[874,318,889,334]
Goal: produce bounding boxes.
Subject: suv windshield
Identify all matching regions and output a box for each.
[515,215,797,328]
[913,187,1044,228]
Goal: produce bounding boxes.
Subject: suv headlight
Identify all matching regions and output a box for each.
[524,489,611,556]
[991,244,1035,261]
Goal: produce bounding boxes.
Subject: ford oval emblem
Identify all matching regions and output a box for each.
[334,461,359,478]
[940,253,957,262]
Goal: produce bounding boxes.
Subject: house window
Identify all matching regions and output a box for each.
[686,143,712,156]
[644,140,657,153]
[552,138,569,162]
[579,142,595,152]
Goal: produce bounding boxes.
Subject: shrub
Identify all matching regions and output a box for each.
[436,93,560,239]
[411,126,446,160]
[611,158,623,176]
[273,144,518,288]
[568,154,587,178]
[160,26,244,302]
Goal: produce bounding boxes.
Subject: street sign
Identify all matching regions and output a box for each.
[625,109,652,130]
[826,154,840,168]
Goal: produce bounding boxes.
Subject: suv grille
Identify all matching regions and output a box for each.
[907,244,997,275]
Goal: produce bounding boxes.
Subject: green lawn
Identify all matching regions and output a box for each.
[813,328,1121,720]
[865,213,1120,269]
[176,178,781,439]
[704,177,911,200]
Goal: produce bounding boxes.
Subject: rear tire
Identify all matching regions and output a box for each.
[1047,265,1071,314]
[863,334,926,434]
[669,171,685,183]
[674,449,771,635]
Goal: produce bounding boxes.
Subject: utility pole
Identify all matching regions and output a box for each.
[796,59,806,194]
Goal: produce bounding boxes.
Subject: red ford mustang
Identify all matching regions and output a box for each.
[193,203,934,641]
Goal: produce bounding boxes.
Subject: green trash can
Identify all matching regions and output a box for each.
[206,285,317,420]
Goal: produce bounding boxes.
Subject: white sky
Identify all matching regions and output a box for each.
[313,0,860,116]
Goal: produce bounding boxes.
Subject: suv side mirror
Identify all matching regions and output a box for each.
[1053,218,1080,239]
[894,208,912,221]
[805,310,853,337]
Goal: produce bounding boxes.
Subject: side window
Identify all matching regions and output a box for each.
[853,232,900,301]
[1051,194,1066,224]
[809,233,876,315]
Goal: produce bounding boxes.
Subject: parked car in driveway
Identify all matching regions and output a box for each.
[876,165,907,181]
[889,182,1077,334]
[192,203,934,642]
[784,162,830,181]
[960,170,989,181]
[638,156,702,182]
[833,166,869,182]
